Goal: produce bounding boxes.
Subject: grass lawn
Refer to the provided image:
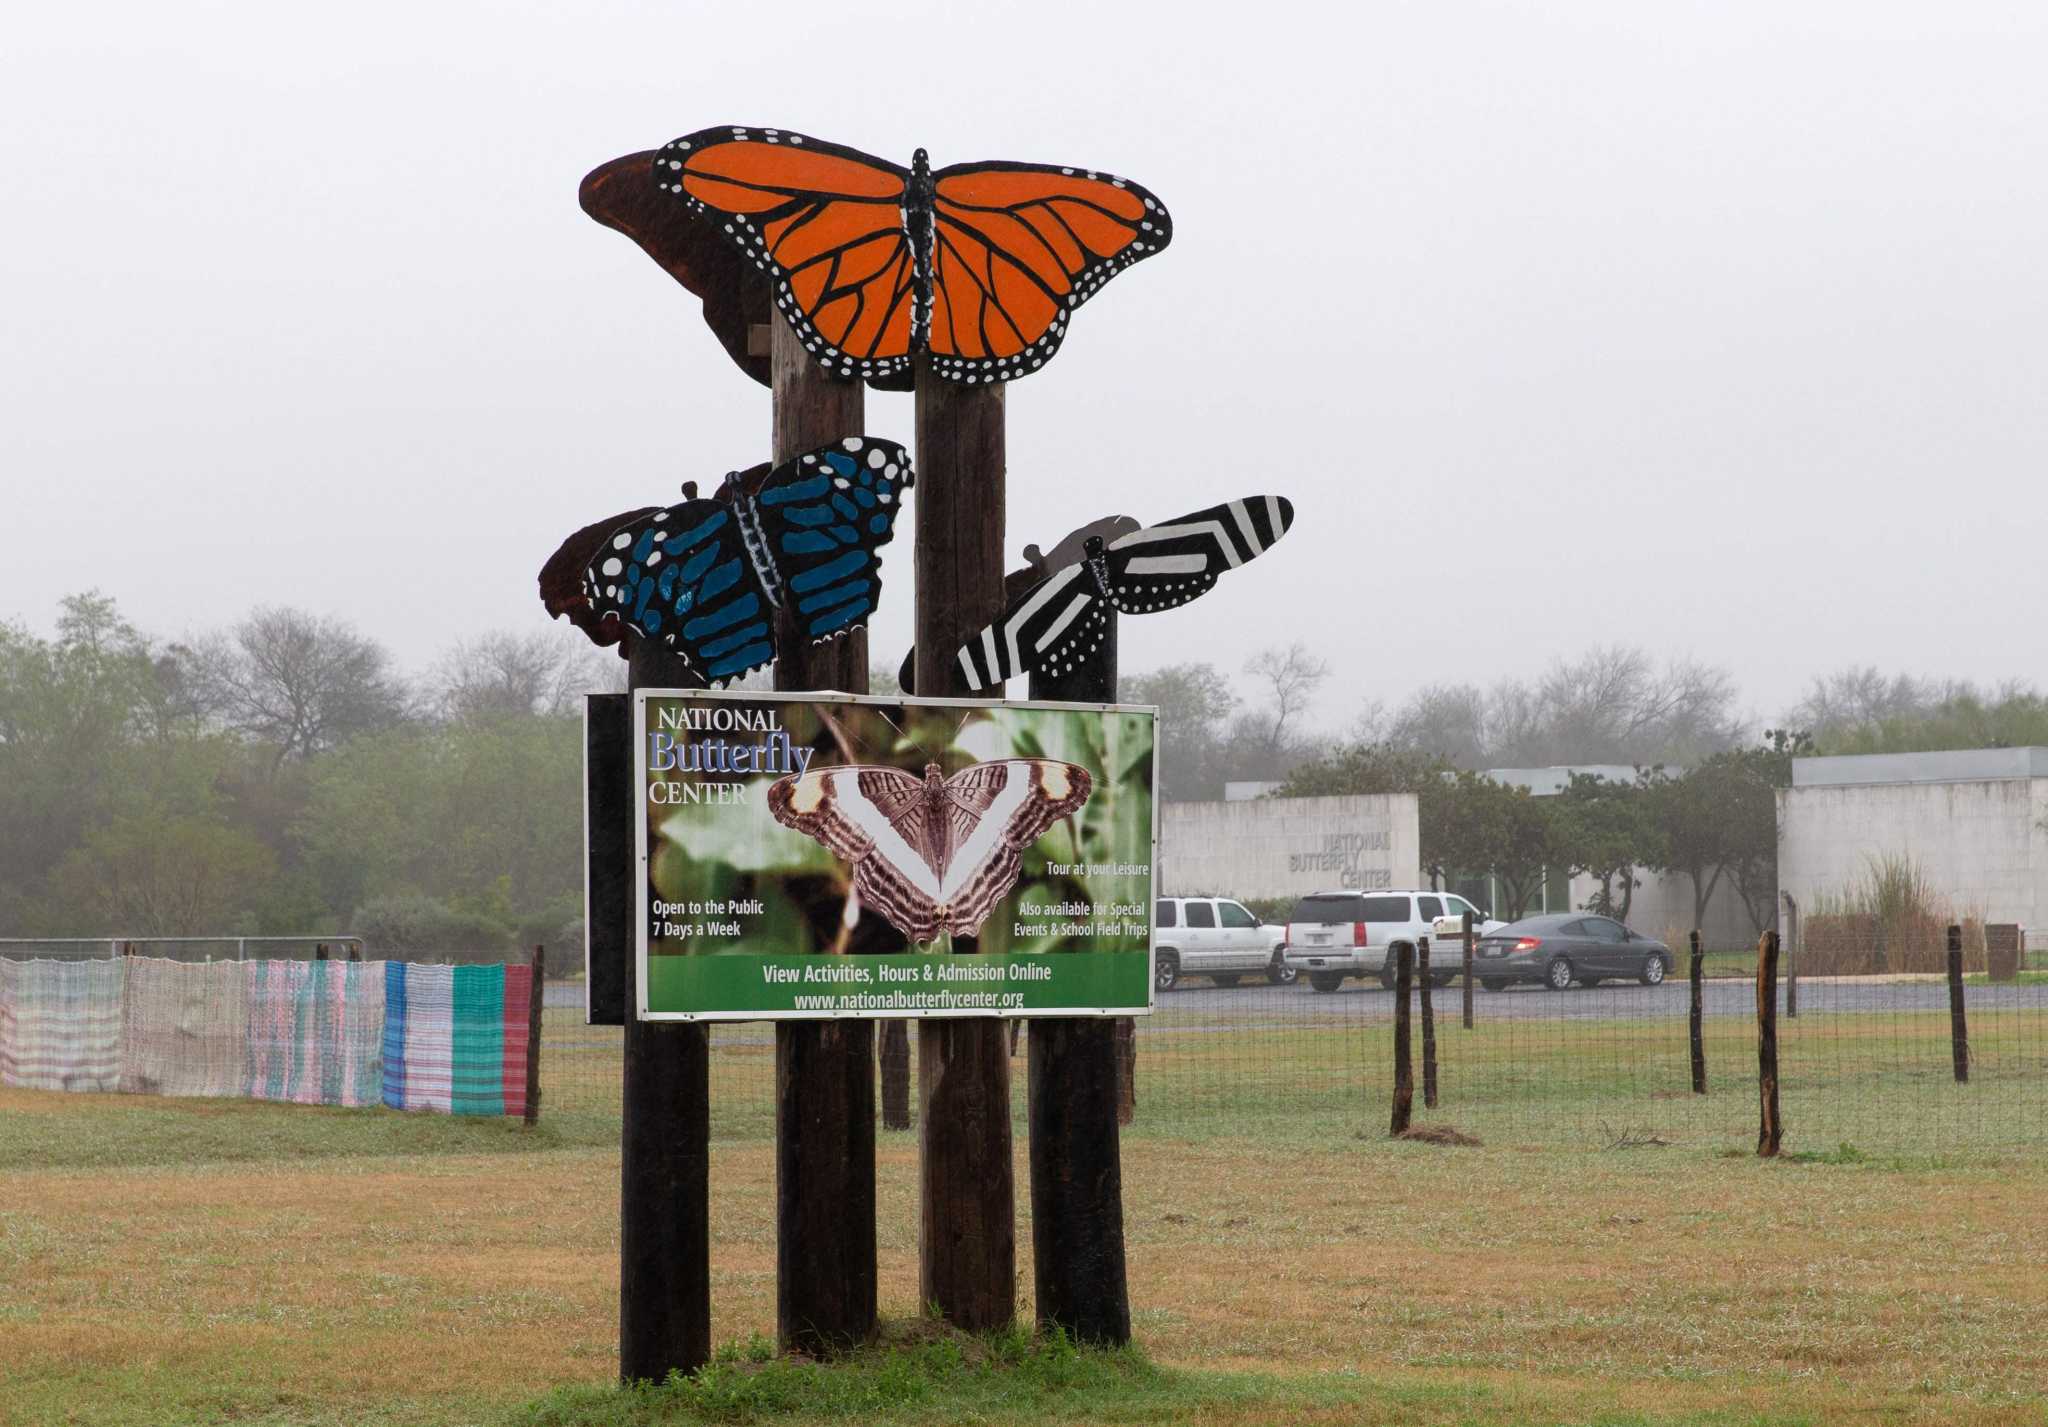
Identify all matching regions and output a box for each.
[5,1025,2048,1427]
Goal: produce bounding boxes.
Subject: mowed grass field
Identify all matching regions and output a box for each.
[3,1009,2047,1427]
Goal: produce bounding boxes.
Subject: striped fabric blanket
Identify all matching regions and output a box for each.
[0,958,124,1092]
[119,957,248,1097]
[1,956,532,1118]
[246,960,388,1107]
[382,962,533,1116]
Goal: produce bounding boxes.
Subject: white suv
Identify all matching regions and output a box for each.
[1154,896,1290,992]
[1282,890,1502,993]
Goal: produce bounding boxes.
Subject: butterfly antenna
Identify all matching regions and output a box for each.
[815,706,860,765]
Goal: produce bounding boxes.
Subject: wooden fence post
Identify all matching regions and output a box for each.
[619,637,711,1384]
[1688,930,1706,1095]
[1782,893,1799,1019]
[1946,923,1969,1085]
[1390,942,1414,1136]
[1756,930,1781,1158]
[1460,910,1474,1030]
[1417,936,1438,1110]
[524,944,545,1128]
[768,314,879,1358]
[913,365,1014,1333]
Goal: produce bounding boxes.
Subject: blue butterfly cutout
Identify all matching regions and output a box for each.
[583,437,913,683]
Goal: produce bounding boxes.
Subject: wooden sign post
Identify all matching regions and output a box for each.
[619,639,712,1383]
[912,369,1015,1332]
[768,319,878,1355]
[1026,609,1131,1346]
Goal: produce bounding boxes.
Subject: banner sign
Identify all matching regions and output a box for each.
[633,689,1158,1021]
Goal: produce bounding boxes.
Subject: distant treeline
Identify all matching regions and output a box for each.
[3,595,2040,943]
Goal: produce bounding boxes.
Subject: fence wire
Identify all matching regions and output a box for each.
[7,940,2045,1160]
[537,942,2048,1160]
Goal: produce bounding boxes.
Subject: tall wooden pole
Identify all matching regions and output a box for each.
[769,319,877,1356]
[913,366,1015,1332]
[620,638,711,1383]
[1026,618,1130,1346]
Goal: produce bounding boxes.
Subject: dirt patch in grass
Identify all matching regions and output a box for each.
[1393,1125,1482,1147]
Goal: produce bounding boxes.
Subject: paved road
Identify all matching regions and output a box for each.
[1150,973,2044,1023]
[549,974,2042,1023]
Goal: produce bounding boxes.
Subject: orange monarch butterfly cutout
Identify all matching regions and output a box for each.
[655,125,1172,386]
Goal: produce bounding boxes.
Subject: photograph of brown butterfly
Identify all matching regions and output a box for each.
[767,757,1091,945]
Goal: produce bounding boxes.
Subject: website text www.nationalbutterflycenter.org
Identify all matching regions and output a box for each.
[777,955,1049,1012]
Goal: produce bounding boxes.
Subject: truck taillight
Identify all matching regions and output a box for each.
[1354,921,1368,946]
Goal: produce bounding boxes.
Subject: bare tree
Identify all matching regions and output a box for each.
[1242,642,1329,756]
[1385,682,1489,766]
[1236,638,1335,761]
[433,630,621,721]
[192,607,408,767]
[1374,645,1741,769]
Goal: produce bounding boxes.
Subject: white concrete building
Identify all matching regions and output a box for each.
[1161,769,1753,942]
[1161,794,1421,901]
[1777,748,2048,935]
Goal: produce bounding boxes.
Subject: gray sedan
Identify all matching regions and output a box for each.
[1471,913,1672,991]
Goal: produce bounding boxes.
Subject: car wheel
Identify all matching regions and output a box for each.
[1155,952,1179,992]
[1480,978,1508,992]
[1213,973,1241,988]
[1377,948,1404,990]
[1640,953,1667,986]
[1308,971,1344,993]
[1545,957,1575,991]
[1266,953,1297,986]
[1430,972,1455,989]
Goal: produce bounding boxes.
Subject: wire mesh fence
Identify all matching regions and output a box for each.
[536,940,2048,1159]
[6,938,2044,1159]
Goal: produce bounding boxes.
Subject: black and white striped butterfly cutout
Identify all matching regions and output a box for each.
[954,495,1294,690]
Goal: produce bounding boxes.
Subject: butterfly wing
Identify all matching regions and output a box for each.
[769,766,948,944]
[934,760,1093,939]
[656,127,918,384]
[750,436,914,643]
[540,505,662,649]
[583,499,777,683]
[925,160,1171,383]
[952,564,1108,692]
[1104,496,1295,615]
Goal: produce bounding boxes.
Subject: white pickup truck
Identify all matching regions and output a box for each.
[1282,890,1503,993]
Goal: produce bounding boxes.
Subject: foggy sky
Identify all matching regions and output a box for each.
[4,1,2043,732]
